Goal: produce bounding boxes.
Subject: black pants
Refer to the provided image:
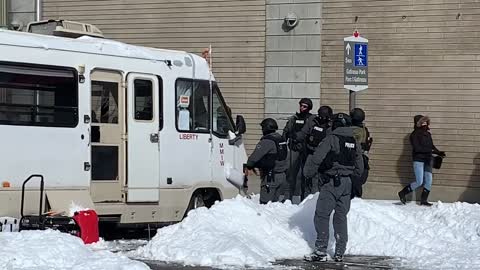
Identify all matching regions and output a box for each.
[285,150,304,200]
[260,172,286,204]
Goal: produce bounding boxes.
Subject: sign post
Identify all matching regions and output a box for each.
[344,31,368,111]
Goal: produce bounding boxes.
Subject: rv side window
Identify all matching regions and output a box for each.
[175,79,210,132]
[134,79,153,121]
[0,63,78,127]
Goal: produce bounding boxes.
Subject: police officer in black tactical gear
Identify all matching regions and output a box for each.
[303,113,363,263]
[282,98,313,201]
[349,108,373,198]
[295,105,334,198]
[246,118,288,204]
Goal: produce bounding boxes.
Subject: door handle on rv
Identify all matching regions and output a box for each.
[150,133,159,143]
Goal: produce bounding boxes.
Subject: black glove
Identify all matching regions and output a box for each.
[292,142,303,152]
[243,176,248,189]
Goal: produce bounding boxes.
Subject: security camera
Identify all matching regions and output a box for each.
[282,13,298,32]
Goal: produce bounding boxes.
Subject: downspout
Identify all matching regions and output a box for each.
[0,0,7,26]
[36,0,42,21]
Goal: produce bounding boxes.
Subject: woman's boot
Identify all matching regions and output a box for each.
[398,185,412,204]
[420,188,433,206]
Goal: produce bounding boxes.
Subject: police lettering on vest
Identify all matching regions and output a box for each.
[319,135,357,173]
[294,119,306,132]
[308,117,328,149]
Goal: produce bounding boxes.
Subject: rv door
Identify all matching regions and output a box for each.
[126,73,160,202]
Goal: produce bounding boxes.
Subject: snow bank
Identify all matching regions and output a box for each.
[134,196,313,267]
[0,230,149,270]
[349,199,480,269]
[136,195,480,269]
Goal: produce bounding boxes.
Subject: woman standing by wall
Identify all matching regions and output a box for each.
[398,115,446,206]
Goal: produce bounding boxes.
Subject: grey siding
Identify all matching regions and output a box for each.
[265,0,322,129]
[321,0,480,202]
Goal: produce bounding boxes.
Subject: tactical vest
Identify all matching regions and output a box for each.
[319,135,357,173]
[293,116,307,133]
[256,134,288,171]
[307,117,329,149]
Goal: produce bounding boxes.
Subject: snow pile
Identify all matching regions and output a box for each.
[348,199,480,269]
[136,195,480,269]
[0,230,149,270]
[135,196,312,267]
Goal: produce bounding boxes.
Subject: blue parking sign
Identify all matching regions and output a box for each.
[354,43,367,67]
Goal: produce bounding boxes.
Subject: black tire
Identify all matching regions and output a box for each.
[184,191,206,218]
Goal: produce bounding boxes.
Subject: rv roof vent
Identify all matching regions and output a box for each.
[26,20,104,38]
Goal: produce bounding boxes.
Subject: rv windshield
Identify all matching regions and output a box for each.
[212,84,234,137]
[175,79,234,136]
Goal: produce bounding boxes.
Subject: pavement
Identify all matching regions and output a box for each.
[142,255,405,270]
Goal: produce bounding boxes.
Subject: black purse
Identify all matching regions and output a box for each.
[432,155,443,169]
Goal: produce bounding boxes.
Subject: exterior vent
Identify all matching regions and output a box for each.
[26,20,104,38]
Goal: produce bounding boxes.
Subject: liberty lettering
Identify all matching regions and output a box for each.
[179,134,198,140]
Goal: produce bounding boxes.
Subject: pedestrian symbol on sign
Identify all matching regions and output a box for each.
[354,44,367,67]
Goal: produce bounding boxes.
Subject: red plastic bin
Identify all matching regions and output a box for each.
[73,210,99,244]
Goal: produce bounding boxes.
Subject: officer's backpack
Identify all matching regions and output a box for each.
[319,134,357,172]
[308,117,328,148]
[266,134,288,161]
[256,134,288,171]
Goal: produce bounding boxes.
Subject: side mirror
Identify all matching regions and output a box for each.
[236,115,246,135]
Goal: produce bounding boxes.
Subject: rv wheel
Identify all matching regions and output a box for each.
[192,192,206,209]
[184,192,206,217]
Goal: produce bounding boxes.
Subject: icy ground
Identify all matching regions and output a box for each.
[1,195,479,270]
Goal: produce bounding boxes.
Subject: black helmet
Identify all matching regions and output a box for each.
[318,105,333,120]
[260,118,278,135]
[299,98,313,111]
[350,108,365,126]
[332,113,352,130]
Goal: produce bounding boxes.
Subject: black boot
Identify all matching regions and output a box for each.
[420,188,433,206]
[398,185,412,205]
[304,250,328,262]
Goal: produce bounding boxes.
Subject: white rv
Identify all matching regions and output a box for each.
[0,28,248,227]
